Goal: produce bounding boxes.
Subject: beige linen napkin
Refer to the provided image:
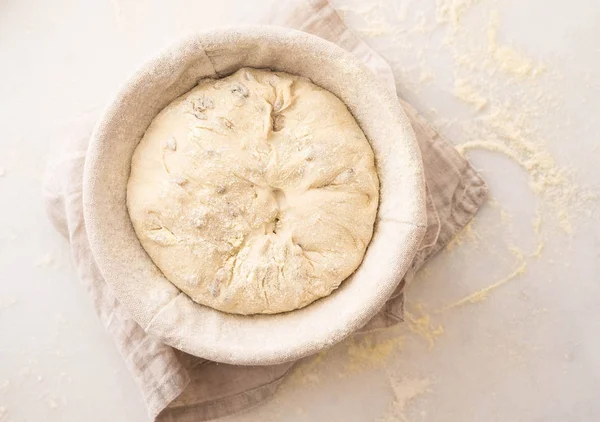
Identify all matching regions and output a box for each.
[43,0,487,420]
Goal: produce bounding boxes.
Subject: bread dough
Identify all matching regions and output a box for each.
[127,68,379,315]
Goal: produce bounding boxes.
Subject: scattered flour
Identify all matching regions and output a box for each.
[436,246,527,312]
[453,79,488,110]
[530,240,544,259]
[47,397,59,409]
[0,381,9,393]
[444,219,480,252]
[344,334,404,373]
[487,10,545,78]
[419,69,435,84]
[378,376,433,422]
[0,296,17,311]
[404,305,444,349]
[338,0,594,233]
[0,406,9,422]
[285,352,327,386]
[35,253,54,268]
[333,0,597,321]
[435,0,481,29]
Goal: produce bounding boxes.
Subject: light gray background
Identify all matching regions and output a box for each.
[1,0,598,421]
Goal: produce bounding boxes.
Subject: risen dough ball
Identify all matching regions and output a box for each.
[127,68,379,315]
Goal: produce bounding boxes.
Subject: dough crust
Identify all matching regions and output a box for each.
[127,68,379,314]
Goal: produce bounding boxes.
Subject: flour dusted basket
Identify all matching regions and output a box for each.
[83,26,426,365]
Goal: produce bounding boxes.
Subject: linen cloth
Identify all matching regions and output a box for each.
[43,0,487,420]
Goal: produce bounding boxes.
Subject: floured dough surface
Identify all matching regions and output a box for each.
[127,68,379,315]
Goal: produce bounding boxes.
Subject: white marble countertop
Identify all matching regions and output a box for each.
[1,0,599,421]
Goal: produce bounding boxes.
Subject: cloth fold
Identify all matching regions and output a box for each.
[43,0,487,420]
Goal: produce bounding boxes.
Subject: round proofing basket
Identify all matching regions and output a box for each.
[83,25,426,366]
